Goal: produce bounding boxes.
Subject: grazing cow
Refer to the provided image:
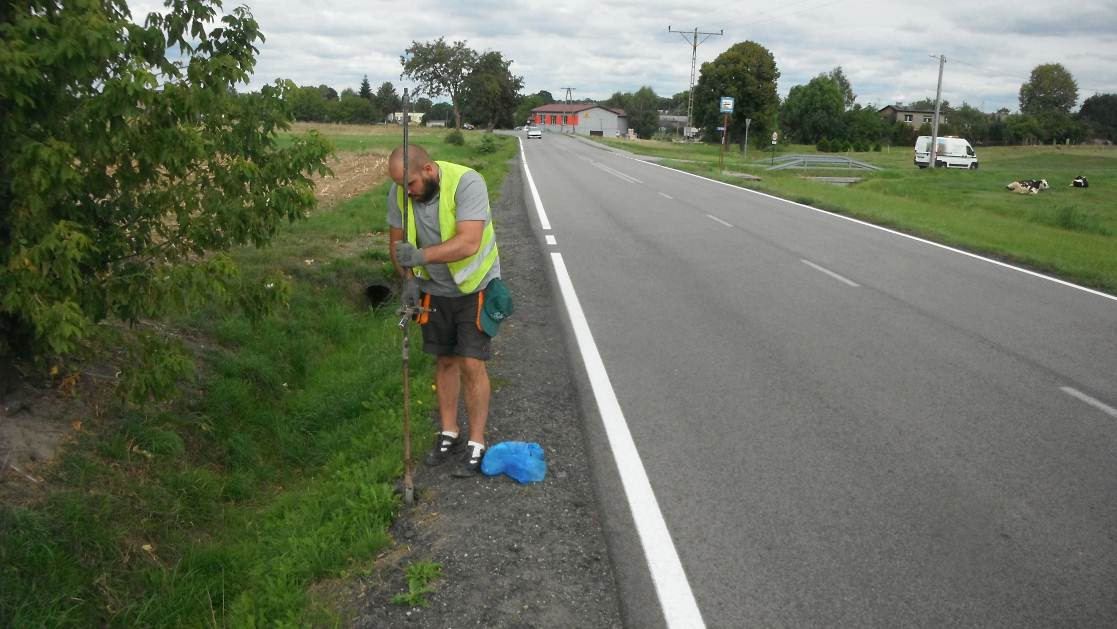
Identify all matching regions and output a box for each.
[1006,179,1049,194]
[1071,175,1089,188]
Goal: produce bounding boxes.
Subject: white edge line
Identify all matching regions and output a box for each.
[801,259,860,287]
[551,251,706,629]
[519,137,552,230]
[1060,386,1117,417]
[659,192,674,199]
[545,234,557,245]
[632,158,1117,303]
[705,214,734,228]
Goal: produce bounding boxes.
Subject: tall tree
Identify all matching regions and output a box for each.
[780,75,844,143]
[692,41,780,149]
[827,66,856,109]
[626,86,662,138]
[400,38,477,129]
[1078,93,1117,142]
[414,97,433,113]
[375,81,400,114]
[1019,63,1078,115]
[536,90,555,104]
[0,0,330,395]
[358,75,373,100]
[461,51,524,129]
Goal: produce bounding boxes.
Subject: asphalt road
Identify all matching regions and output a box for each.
[517,132,1117,628]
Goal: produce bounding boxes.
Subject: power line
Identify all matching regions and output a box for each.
[668,25,723,139]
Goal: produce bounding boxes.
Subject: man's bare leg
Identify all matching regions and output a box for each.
[460,357,490,445]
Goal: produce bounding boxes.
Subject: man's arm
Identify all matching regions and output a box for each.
[412,220,484,264]
[389,227,407,277]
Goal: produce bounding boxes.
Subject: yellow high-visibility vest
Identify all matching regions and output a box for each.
[399,161,498,293]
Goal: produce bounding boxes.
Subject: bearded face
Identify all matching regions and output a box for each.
[413,172,440,204]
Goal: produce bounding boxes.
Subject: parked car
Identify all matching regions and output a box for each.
[914,136,978,169]
[527,126,542,139]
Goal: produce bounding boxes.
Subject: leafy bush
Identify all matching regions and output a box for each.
[817,137,832,152]
[477,134,499,154]
[0,0,330,397]
[445,130,465,145]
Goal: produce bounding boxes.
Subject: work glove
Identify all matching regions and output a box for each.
[403,277,420,309]
[394,241,425,268]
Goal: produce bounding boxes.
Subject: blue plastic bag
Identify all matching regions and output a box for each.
[481,441,547,484]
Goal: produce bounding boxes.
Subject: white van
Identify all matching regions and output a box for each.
[914,136,978,169]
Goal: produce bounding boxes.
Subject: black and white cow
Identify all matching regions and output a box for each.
[1071,175,1089,188]
[1006,179,1049,194]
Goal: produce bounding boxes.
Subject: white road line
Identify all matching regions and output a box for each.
[545,234,557,245]
[705,214,734,228]
[630,158,1117,303]
[801,259,860,287]
[518,137,552,230]
[593,161,643,184]
[659,192,674,200]
[1060,387,1117,418]
[551,252,706,629]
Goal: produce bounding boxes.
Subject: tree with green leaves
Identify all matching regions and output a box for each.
[337,91,377,123]
[375,81,400,116]
[0,0,330,399]
[359,75,373,100]
[400,38,477,129]
[289,85,330,121]
[1079,93,1117,142]
[693,41,780,149]
[827,66,856,109]
[1019,63,1078,115]
[461,51,524,129]
[414,97,433,113]
[622,86,663,138]
[780,75,844,143]
[426,102,454,124]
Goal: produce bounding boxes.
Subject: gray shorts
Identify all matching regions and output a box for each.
[420,292,492,360]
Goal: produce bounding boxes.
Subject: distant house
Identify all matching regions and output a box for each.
[878,104,947,128]
[530,103,629,137]
[658,114,688,133]
[425,119,448,128]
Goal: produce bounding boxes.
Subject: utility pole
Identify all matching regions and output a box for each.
[668,25,722,141]
[928,54,945,169]
[560,87,575,134]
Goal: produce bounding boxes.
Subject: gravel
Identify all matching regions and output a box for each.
[344,155,625,628]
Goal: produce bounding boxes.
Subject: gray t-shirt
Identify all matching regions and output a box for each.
[387,168,501,297]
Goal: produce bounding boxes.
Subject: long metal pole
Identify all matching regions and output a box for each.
[929,54,945,169]
[399,88,415,506]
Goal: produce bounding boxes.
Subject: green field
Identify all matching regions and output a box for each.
[594,137,1117,293]
[0,126,519,626]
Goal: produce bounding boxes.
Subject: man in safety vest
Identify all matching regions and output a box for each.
[387,144,507,478]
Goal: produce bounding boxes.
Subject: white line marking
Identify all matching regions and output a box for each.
[1060,387,1117,417]
[705,214,733,228]
[659,192,674,200]
[630,158,1117,303]
[518,137,551,230]
[545,234,557,245]
[801,259,860,287]
[550,252,706,629]
[593,161,643,184]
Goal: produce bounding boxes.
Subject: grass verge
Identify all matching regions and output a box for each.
[594,138,1117,293]
[0,128,519,626]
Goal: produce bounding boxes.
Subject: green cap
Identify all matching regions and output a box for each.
[480,278,513,337]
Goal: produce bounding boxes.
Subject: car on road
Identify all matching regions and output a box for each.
[527,126,542,139]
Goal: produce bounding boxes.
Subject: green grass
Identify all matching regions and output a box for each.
[596,138,1117,292]
[0,126,520,626]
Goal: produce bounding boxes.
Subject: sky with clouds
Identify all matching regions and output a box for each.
[135,0,1116,113]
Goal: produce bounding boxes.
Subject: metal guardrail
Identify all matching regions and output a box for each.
[766,154,882,171]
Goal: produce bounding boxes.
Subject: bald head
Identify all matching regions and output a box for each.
[388,144,441,203]
[388,144,432,177]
